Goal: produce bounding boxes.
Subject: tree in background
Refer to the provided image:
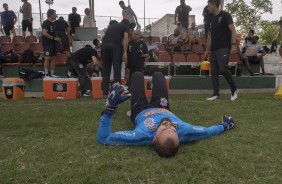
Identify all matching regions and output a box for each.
[257,20,279,45]
[226,0,273,36]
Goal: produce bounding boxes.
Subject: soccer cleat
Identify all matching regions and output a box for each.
[221,115,234,131]
[231,90,238,101]
[206,95,220,101]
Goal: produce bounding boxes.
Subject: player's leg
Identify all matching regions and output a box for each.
[279,46,282,64]
[130,72,148,122]
[149,72,169,110]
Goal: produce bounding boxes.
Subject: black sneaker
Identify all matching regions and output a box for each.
[82,91,91,97]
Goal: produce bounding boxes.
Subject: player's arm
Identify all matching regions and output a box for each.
[141,43,149,58]
[92,56,103,69]
[42,28,60,41]
[178,115,234,143]
[123,32,129,62]
[97,114,148,146]
[13,12,18,25]
[130,8,139,25]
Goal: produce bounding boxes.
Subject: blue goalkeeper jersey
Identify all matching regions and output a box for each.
[97,108,225,146]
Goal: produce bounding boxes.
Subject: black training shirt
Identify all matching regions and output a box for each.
[175,5,190,22]
[210,11,233,51]
[54,19,69,34]
[102,23,130,47]
[42,19,57,46]
[72,47,98,66]
[127,40,148,69]
[68,13,81,28]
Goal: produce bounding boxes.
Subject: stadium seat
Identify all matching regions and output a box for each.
[187,52,201,62]
[0,36,11,44]
[157,43,167,52]
[25,36,38,44]
[228,53,242,64]
[172,53,186,62]
[15,43,30,54]
[191,44,204,53]
[12,36,25,45]
[153,36,161,43]
[199,36,207,44]
[1,43,15,53]
[158,52,172,62]
[161,36,167,44]
[54,53,68,65]
[142,36,148,43]
[31,42,44,55]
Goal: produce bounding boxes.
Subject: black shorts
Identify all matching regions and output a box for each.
[44,44,58,57]
[3,26,14,36]
[22,19,33,32]
[247,56,260,64]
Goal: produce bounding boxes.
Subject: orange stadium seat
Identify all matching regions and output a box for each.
[158,52,172,62]
[1,43,15,53]
[161,36,167,44]
[172,53,186,62]
[31,42,44,54]
[54,53,68,65]
[15,43,30,54]
[12,36,25,45]
[187,52,201,62]
[152,36,161,43]
[0,36,11,44]
[25,36,38,44]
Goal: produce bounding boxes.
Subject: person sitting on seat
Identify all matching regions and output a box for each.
[242,36,266,75]
[167,29,182,52]
[146,36,159,62]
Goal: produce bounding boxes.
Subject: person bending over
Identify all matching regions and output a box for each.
[97,72,235,158]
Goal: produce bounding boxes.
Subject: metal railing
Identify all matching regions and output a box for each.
[11,12,159,36]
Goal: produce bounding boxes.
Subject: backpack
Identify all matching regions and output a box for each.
[19,67,44,81]
[3,50,17,63]
[21,49,35,63]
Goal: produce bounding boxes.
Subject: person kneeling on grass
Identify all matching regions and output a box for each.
[96,72,235,158]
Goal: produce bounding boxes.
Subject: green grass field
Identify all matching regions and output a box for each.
[0,93,281,184]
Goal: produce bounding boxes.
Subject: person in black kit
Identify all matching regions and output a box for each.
[127,30,149,85]
[68,45,100,97]
[202,5,211,39]
[204,0,238,101]
[68,7,81,36]
[101,19,130,98]
[54,16,70,56]
[42,9,61,78]
[174,0,192,31]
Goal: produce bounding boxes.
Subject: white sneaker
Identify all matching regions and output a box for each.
[206,95,220,101]
[231,90,238,101]
[50,74,59,78]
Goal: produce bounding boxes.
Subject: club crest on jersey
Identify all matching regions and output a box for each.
[144,118,157,131]
[160,97,168,107]
[218,17,222,23]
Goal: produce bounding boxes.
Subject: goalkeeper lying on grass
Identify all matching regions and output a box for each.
[97,72,235,158]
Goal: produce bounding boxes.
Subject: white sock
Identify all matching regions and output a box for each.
[45,69,49,75]
[50,70,55,75]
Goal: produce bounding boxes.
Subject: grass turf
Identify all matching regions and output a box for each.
[0,93,281,184]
